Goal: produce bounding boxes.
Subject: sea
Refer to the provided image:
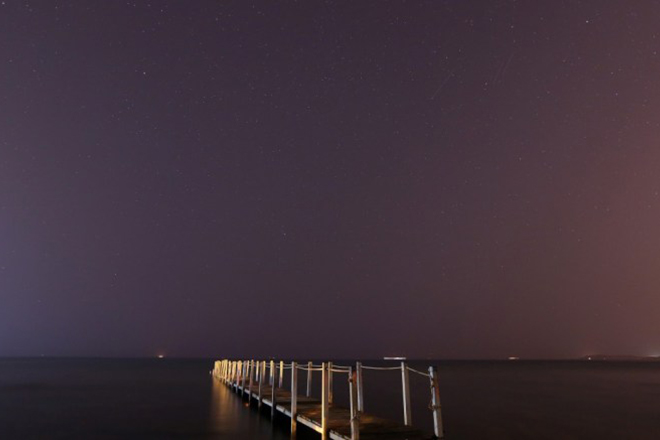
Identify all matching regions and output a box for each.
[0,358,659,439]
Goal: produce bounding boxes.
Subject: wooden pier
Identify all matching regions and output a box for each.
[212,359,444,439]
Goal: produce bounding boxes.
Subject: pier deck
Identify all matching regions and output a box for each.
[238,382,429,439]
[213,359,444,439]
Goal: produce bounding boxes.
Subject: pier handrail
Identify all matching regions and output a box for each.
[330,363,352,369]
[406,366,431,377]
[330,366,351,373]
[296,364,325,371]
[361,365,401,371]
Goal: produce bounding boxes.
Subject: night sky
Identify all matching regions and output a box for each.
[2,1,659,359]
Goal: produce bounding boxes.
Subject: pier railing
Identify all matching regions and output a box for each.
[212,359,444,439]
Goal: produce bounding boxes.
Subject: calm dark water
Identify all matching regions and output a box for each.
[1,358,659,439]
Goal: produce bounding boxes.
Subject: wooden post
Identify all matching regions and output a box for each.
[248,360,254,401]
[279,360,284,388]
[257,361,263,409]
[321,362,329,440]
[356,361,364,413]
[401,362,412,426]
[348,367,360,440]
[270,360,275,386]
[258,361,265,408]
[241,361,248,397]
[236,361,242,390]
[271,365,277,420]
[241,361,246,391]
[328,361,334,405]
[428,366,444,439]
[291,361,298,435]
[230,361,235,387]
[306,361,313,397]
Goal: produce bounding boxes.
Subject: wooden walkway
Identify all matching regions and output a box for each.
[213,359,444,440]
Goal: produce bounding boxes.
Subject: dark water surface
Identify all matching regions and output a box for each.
[1,358,659,439]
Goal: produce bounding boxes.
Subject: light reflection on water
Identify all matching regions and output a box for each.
[208,376,290,439]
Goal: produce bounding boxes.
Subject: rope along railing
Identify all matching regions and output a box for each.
[361,365,401,371]
[407,366,431,378]
[211,359,444,440]
[296,365,325,371]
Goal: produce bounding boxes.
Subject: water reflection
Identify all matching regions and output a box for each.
[2,359,656,439]
[209,377,290,439]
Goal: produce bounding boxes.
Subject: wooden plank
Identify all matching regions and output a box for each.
[273,402,429,440]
